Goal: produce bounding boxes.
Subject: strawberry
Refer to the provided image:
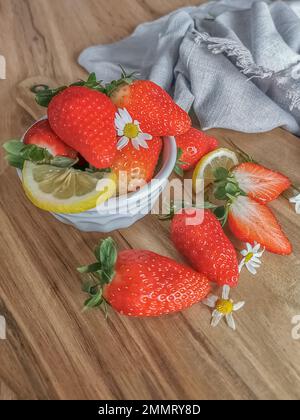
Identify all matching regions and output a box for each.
[175,128,219,173]
[78,238,211,317]
[111,136,162,192]
[170,209,239,287]
[233,162,291,204]
[24,119,77,159]
[228,195,292,255]
[48,86,117,169]
[109,79,191,137]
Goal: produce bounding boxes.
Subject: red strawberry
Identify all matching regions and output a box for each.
[24,119,77,159]
[48,86,117,169]
[109,79,191,136]
[78,238,211,317]
[233,163,291,204]
[111,136,162,192]
[175,128,219,171]
[228,195,292,255]
[170,209,239,287]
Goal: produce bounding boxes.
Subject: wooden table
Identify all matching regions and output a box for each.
[0,0,299,400]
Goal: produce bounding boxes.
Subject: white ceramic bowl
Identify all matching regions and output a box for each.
[19,119,177,232]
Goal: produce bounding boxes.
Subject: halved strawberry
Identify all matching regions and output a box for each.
[228,196,292,255]
[24,119,77,159]
[233,163,291,204]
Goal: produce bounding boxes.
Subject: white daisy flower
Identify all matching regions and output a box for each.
[290,193,300,214]
[238,242,265,275]
[203,285,245,331]
[115,108,152,151]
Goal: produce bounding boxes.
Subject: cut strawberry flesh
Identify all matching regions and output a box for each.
[233,163,291,204]
[228,196,292,255]
[24,120,77,159]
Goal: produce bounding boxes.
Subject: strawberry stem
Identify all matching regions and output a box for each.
[159,200,217,220]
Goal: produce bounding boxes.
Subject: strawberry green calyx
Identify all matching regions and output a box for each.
[174,148,189,177]
[213,167,246,201]
[3,140,78,169]
[104,67,138,97]
[35,73,105,107]
[35,86,67,108]
[212,167,247,226]
[77,237,118,311]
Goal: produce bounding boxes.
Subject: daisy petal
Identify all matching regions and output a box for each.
[241,250,248,257]
[115,119,125,132]
[117,129,124,136]
[255,250,265,257]
[132,138,141,150]
[140,133,152,141]
[202,294,218,308]
[119,108,132,124]
[246,243,252,253]
[290,195,300,214]
[136,137,149,149]
[115,112,125,126]
[211,311,223,327]
[251,256,262,264]
[233,301,245,311]
[253,243,261,253]
[246,263,257,275]
[289,194,300,204]
[250,261,261,268]
[117,136,129,150]
[226,313,236,330]
[222,285,230,300]
[238,259,245,273]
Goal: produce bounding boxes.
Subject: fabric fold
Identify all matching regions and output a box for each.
[79,0,300,136]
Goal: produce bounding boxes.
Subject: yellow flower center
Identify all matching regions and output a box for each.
[216,299,233,315]
[245,252,254,263]
[124,123,139,139]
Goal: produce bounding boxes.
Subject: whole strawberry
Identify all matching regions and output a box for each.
[111,136,162,192]
[175,127,219,174]
[48,86,117,169]
[109,78,191,137]
[24,119,77,159]
[170,209,239,287]
[78,238,210,317]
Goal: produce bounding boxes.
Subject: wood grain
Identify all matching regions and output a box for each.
[0,0,300,400]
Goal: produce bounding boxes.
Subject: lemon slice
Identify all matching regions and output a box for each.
[193,148,239,193]
[22,161,116,214]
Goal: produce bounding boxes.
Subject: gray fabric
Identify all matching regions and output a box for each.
[79,0,300,136]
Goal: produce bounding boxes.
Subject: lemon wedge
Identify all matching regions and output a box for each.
[193,148,239,193]
[22,161,116,214]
